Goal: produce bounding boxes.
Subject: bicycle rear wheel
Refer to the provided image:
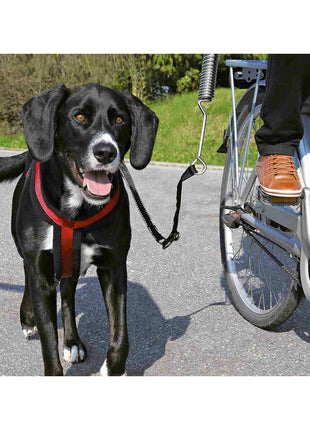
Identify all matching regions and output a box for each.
[220,87,303,329]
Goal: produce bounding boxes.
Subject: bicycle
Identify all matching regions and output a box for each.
[199,55,310,329]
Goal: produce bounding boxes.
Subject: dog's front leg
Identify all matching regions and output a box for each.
[97,261,129,376]
[60,278,87,363]
[20,263,37,338]
[27,251,62,376]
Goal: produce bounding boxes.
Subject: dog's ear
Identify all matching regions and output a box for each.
[21,84,68,162]
[123,91,159,170]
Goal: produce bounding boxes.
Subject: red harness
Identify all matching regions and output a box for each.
[30,161,120,279]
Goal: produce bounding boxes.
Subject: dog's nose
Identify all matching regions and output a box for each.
[93,142,117,164]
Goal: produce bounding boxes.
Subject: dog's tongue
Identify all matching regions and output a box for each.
[83,171,112,196]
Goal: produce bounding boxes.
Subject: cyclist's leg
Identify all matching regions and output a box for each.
[254,54,310,198]
[255,54,310,157]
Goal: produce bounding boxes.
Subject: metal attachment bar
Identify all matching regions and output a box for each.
[294,114,310,300]
[191,100,208,175]
[228,112,235,193]
[229,66,239,191]
[193,54,219,175]
[225,59,267,70]
[238,69,262,196]
[240,212,301,258]
[299,188,310,300]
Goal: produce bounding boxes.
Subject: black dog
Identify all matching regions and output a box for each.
[0,83,158,376]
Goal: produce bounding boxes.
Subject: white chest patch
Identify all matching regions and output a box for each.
[41,225,53,250]
[61,177,83,217]
[80,244,98,275]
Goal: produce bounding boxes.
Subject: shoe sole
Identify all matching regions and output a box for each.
[259,183,301,197]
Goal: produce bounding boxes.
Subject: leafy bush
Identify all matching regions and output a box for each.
[0,53,267,134]
[177,68,200,93]
[0,54,131,134]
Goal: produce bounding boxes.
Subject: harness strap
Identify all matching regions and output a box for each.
[119,162,198,249]
[32,161,120,279]
[34,161,120,229]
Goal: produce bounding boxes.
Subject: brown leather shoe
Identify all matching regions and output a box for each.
[256,155,302,198]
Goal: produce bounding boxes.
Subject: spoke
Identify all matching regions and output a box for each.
[248,282,254,300]
[232,230,245,260]
[262,292,266,310]
[249,150,256,163]
[223,103,298,317]
[258,246,272,294]
[258,290,263,309]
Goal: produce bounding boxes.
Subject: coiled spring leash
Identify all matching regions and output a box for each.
[194,53,219,174]
[121,54,219,249]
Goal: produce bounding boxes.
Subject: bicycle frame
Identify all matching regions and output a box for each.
[226,59,310,301]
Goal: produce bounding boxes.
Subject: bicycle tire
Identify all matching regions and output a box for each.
[219,86,304,330]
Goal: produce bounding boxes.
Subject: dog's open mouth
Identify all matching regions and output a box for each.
[82,171,113,200]
[71,160,113,202]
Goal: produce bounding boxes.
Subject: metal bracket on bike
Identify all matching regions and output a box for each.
[300,187,310,301]
[194,54,219,176]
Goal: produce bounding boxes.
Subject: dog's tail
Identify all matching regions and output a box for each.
[0,151,28,182]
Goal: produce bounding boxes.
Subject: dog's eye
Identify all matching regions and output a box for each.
[115,116,123,125]
[75,114,87,124]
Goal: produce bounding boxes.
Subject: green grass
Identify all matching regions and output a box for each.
[0,134,27,150]
[0,87,246,165]
[148,87,245,165]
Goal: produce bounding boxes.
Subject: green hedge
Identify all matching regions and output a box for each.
[0,54,266,134]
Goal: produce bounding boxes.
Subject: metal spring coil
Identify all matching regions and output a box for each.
[198,54,219,102]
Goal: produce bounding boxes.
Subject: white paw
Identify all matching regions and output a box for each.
[100,360,109,376]
[100,360,126,376]
[22,326,37,339]
[63,345,86,363]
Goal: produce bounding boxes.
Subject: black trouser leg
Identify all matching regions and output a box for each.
[255,54,310,157]
[97,263,129,376]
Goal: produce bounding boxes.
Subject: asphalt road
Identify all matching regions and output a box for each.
[1,150,310,376]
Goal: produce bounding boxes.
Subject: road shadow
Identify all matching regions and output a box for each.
[0,278,227,376]
[62,277,193,376]
[63,277,230,376]
[273,297,310,342]
[2,270,310,375]
[220,270,310,345]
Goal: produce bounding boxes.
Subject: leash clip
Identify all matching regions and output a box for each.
[161,231,180,249]
[191,156,207,175]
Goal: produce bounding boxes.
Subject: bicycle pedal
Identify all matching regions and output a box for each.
[222,212,241,229]
[257,186,299,205]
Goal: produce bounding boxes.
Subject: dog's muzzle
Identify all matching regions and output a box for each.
[69,158,114,203]
[93,142,117,165]
[68,134,121,204]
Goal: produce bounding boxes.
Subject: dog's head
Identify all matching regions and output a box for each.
[21,83,159,205]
